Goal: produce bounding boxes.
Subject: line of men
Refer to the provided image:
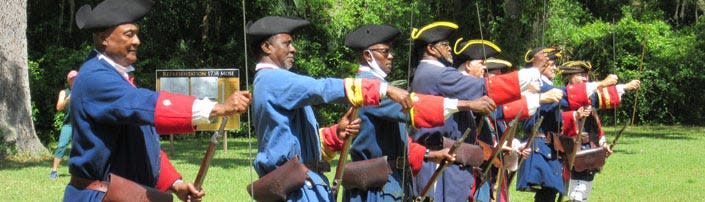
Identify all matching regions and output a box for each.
[63,0,640,201]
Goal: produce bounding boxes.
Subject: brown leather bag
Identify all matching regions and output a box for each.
[246,156,308,202]
[102,173,173,202]
[573,147,606,172]
[342,156,392,190]
[443,138,484,167]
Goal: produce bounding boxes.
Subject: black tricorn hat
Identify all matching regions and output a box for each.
[485,58,513,71]
[246,16,310,42]
[75,0,154,30]
[411,21,459,45]
[524,47,563,63]
[345,24,400,50]
[453,38,501,61]
[559,60,592,75]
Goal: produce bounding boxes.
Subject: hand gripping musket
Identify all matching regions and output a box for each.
[194,116,228,191]
[507,116,544,185]
[330,108,359,198]
[475,110,523,188]
[414,115,485,202]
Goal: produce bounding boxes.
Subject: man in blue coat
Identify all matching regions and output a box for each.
[67,0,251,201]
[410,21,539,202]
[248,16,423,202]
[341,24,501,202]
[454,40,561,202]
[516,47,570,202]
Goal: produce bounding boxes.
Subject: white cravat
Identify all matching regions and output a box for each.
[255,63,281,71]
[96,51,135,81]
[420,59,445,67]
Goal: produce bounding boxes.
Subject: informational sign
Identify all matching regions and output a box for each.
[156,69,240,131]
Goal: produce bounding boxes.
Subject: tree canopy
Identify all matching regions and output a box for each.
[25,0,705,145]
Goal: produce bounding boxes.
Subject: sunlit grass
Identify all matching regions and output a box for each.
[2,125,704,201]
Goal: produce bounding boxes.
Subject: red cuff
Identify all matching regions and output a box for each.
[408,137,426,176]
[485,71,521,105]
[411,94,445,128]
[502,96,530,122]
[155,91,196,134]
[156,150,182,192]
[566,83,591,110]
[597,86,620,109]
[321,124,344,152]
[561,111,578,137]
[361,79,381,106]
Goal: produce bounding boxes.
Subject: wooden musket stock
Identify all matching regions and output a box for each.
[194,116,228,190]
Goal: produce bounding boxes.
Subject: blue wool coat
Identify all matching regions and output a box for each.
[65,52,163,201]
[344,70,412,202]
[410,60,485,202]
[516,77,565,194]
[252,67,350,202]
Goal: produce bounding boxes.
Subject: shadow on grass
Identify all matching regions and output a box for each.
[161,135,257,169]
[611,149,637,155]
[0,158,51,171]
[605,127,698,141]
[162,135,343,171]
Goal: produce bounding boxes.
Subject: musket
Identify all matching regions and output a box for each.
[558,112,587,202]
[612,30,648,150]
[492,154,506,202]
[194,116,228,190]
[415,115,485,202]
[490,117,517,202]
[475,110,523,188]
[507,116,543,185]
[610,122,628,150]
[330,108,358,198]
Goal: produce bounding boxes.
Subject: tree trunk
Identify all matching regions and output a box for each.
[0,0,49,160]
[201,0,212,44]
[68,0,75,34]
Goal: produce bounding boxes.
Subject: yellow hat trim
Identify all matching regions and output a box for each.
[411,21,459,40]
[524,49,534,63]
[452,38,501,55]
[524,47,559,63]
[485,58,512,68]
[563,60,592,70]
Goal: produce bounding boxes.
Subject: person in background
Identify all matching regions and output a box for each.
[49,70,78,180]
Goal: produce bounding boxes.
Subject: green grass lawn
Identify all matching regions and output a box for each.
[2,125,704,201]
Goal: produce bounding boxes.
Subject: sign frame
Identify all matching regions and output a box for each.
[156,69,241,131]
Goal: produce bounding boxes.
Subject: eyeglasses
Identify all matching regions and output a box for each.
[367,48,392,57]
